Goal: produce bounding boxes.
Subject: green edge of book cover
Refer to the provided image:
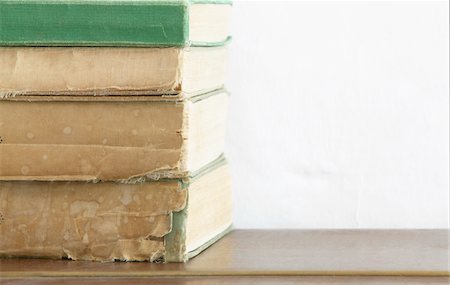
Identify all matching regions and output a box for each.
[0,0,230,47]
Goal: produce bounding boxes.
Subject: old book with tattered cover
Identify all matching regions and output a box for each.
[0,46,227,97]
[0,157,232,262]
[0,90,228,181]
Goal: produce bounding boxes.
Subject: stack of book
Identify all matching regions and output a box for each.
[0,0,232,262]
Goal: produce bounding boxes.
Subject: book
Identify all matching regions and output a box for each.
[0,46,227,97]
[0,0,231,47]
[0,90,228,181]
[0,157,232,262]
[0,0,233,264]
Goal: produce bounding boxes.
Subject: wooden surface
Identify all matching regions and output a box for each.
[0,230,449,284]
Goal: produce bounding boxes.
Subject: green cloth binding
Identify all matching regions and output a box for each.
[0,0,231,47]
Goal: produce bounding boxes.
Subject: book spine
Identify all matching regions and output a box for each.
[164,208,189,262]
[0,1,188,46]
[0,180,187,261]
[0,99,186,181]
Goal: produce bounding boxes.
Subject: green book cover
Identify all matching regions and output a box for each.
[0,0,231,47]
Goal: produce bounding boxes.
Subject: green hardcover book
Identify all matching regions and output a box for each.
[0,0,231,47]
[0,157,232,262]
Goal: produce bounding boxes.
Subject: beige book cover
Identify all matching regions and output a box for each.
[0,90,228,181]
[0,157,232,262]
[0,46,227,97]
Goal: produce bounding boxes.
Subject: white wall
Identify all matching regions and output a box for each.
[226,1,449,229]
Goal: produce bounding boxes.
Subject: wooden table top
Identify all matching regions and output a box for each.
[1,229,449,284]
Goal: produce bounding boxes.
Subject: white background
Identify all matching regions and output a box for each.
[225,1,449,229]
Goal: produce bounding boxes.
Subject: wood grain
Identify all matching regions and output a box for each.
[2,276,450,285]
[0,229,448,282]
